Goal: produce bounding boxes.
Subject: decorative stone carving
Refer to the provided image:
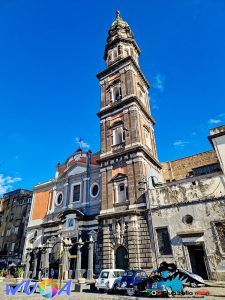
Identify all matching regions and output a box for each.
[111,218,126,246]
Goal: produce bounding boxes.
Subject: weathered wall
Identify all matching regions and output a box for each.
[150,172,225,280]
[150,173,225,206]
[161,150,218,182]
[152,199,225,280]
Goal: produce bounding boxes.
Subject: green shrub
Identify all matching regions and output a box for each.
[15,267,23,278]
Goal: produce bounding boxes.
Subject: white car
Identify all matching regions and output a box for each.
[95,269,124,292]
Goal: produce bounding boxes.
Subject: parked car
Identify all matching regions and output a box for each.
[95,269,124,292]
[176,268,205,287]
[119,269,148,295]
[150,262,205,288]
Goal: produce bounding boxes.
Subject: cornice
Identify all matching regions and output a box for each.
[97,95,155,125]
[96,56,150,89]
[103,37,141,60]
[98,145,161,169]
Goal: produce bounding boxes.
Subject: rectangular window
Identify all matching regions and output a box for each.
[72,185,80,202]
[156,227,172,255]
[215,222,225,252]
[193,163,221,176]
[119,185,124,191]
[113,127,124,145]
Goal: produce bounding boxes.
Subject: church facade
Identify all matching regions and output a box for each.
[23,12,225,280]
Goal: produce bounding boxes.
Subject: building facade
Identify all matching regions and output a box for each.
[150,125,225,280]
[22,12,225,281]
[0,189,33,269]
[23,150,100,279]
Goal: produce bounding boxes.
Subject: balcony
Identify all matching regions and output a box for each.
[112,142,125,153]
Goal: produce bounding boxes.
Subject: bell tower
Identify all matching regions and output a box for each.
[96,11,161,271]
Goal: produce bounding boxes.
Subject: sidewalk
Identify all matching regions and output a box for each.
[205,280,225,288]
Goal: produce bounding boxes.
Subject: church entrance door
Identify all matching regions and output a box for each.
[115,246,129,270]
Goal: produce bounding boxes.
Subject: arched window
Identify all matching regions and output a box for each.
[113,49,118,59]
[118,183,126,203]
[113,127,124,145]
[124,48,129,57]
[130,48,134,57]
[108,52,112,62]
[113,86,122,101]
[139,90,145,103]
[144,127,151,149]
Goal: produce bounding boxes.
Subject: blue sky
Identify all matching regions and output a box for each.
[0,0,225,194]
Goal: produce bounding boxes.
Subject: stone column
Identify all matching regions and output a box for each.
[87,237,94,280]
[75,239,83,279]
[63,182,69,208]
[102,224,111,269]
[32,250,38,279]
[24,251,31,279]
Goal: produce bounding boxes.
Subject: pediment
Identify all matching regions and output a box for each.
[66,164,86,177]
[57,209,84,220]
[110,173,127,182]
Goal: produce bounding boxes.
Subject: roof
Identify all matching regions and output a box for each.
[3,188,32,198]
[103,11,140,60]
[57,151,100,177]
[100,269,124,272]
[161,150,219,182]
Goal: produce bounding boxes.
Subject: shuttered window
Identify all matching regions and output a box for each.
[156,227,172,255]
[73,185,80,202]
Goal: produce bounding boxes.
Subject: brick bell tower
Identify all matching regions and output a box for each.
[96,11,161,271]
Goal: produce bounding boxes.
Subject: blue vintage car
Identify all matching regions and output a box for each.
[119,269,148,295]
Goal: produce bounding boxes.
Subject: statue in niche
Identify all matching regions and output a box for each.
[112,219,126,245]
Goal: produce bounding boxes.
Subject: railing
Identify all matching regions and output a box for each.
[112,142,125,152]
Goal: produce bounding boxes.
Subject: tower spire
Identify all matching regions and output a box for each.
[116,10,120,18]
[103,11,140,63]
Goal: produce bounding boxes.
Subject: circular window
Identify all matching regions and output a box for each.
[182,214,194,225]
[90,183,99,198]
[55,193,63,206]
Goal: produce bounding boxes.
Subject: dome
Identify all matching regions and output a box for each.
[111,11,129,29]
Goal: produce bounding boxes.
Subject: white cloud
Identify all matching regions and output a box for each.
[75,137,90,150]
[207,113,225,126]
[173,140,191,148]
[208,118,221,125]
[0,174,22,196]
[152,74,165,92]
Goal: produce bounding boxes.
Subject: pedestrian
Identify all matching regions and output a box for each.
[50,268,54,279]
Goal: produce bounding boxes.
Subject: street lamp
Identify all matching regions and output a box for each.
[138,176,162,269]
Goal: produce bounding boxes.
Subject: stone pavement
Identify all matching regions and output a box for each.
[0,282,224,300]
